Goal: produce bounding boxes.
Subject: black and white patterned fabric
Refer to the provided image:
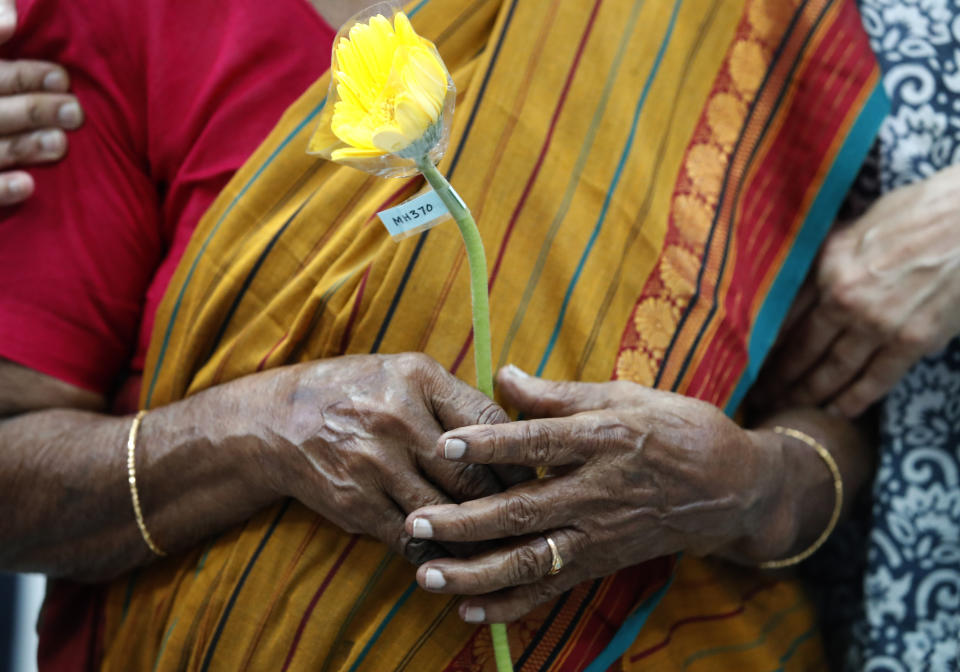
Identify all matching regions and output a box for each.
[846,343,960,671]
[844,2,960,669]
[860,0,960,184]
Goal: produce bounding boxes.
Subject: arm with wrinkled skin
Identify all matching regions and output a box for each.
[0,353,514,580]
[402,366,873,624]
[761,164,960,417]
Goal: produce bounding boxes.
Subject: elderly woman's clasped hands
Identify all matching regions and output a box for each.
[403,365,808,624]
[763,163,960,417]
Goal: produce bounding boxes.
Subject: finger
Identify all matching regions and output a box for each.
[439,416,597,467]
[387,469,456,514]
[786,329,883,406]
[777,276,818,342]
[496,365,623,418]
[0,60,71,94]
[752,284,816,408]
[388,466,499,558]
[419,455,504,503]
[403,538,449,565]
[417,533,571,596]
[406,406,504,503]
[410,353,508,431]
[491,464,536,490]
[457,572,582,623]
[0,128,67,169]
[0,94,84,134]
[767,303,846,386]
[413,356,511,501]
[829,346,918,417]
[0,170,33,205]
[407,477,573,542]
[370,498,448,565]
[0,2,16,44]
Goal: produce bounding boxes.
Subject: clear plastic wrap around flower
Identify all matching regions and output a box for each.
[307,2,455,178]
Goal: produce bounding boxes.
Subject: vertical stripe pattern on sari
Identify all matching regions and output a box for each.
[97,0,885,669]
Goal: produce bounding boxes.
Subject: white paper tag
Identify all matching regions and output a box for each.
[378,188,450,239]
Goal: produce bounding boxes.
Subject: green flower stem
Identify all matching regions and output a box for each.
[416,156,511,672]
[416,156,493,399]
[490,623,512,672]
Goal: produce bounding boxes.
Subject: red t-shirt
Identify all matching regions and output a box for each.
[0,0,334,398]
[0,1,335,669]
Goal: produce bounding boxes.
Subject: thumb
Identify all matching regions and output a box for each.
[496,365,613,418]
[421,362,508,431]
[0,0,17,45]
[423,366,533,489]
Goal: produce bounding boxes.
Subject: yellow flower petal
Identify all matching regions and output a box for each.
[335,72,372,113]
[367,15,398,76]
[336,39,375,100]
[393,12,420,47]
[323,12,450,161]
[404,54,445,113]
[394,93,432,137]
[408,46,447,90]
[331,146,392,161]
[371,127,411,153]
[331,104,376,149]
[347,23,386,88]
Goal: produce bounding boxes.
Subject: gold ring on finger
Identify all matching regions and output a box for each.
[545,536,564,576]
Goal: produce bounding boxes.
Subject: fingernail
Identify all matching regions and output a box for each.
[412,518,433,539]
[462,606,485,623]
[43,70,67,91]
[58,102,82,129]
[506,364,530,378]
[424,568,446,590]
[443,438,466,460]
[7,175,29,196]
[39,129,65,154]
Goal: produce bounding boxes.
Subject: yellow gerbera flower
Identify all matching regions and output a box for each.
[325,12,449,162]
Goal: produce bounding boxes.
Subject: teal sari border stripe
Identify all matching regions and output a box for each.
[583,79,887,672]
[723,82,889,417]
[582,573,675,672]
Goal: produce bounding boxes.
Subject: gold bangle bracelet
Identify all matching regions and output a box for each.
[758,426,843,570]
[127,410,167,557]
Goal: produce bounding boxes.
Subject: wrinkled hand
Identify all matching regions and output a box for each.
[244,353,525,565]
[0,0,84,205]
[763,165,960,417]
[402,366,784,623]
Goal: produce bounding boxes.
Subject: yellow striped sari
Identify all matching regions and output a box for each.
[97,0,885,669]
